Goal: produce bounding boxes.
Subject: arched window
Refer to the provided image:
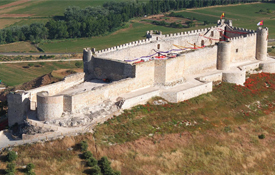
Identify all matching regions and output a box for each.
[211,31,214,37]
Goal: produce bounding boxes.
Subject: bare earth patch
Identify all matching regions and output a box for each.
[0,14,33,17]
[111,23,133,36]
[146,14,191,24]
[0,41,38,52]
[0,0,30,9]
[0,18,22,29]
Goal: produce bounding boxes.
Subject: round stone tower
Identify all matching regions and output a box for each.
[83,48,93,74]
[37,91,63,121]
[256,27,268,61]
[217,41,231,70]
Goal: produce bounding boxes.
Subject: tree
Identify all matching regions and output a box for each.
[87,157,98,167]
[90,165,102,175]
[6,163,16,173]
[98,156,113,175]
[6,151,17,162]
[80,140,88,151]
[83,151,93,160]
[26,163,35,172]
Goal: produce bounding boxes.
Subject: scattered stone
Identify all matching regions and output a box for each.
[67,147,73,151]
[153,99,168,105]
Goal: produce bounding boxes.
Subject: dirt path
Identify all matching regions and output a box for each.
[0,0,30,9]
[185,2,261,11]
[0,58,82,64]
[0,14,33,17]
[111,23,133,35]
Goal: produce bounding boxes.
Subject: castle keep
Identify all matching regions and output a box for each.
[7,19,272,127]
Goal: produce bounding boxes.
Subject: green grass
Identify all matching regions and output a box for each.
[94,73,275,145]
[9,18,50,26]
[39,21,212,53]
[0,0,16,6]
[0,61,81,86]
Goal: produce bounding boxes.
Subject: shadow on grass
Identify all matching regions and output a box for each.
[53,16,65,21]
[0,154,7,162]
[72,143,81,152]
[17,167,26,173]
[0,169,6,174]
[83,168,93,175]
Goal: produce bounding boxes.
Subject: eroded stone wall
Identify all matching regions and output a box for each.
[91,57,135,81]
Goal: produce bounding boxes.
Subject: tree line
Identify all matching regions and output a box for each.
[0,0,268,44]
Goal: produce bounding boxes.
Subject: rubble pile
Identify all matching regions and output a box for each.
[11,120,54,138]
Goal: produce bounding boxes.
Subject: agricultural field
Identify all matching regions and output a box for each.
[1,73,275,174]
[38,22,212,53]
[173,3,275,38]
[0,0,132,29]
[0,41,38,53]
[0,0,16,7]
[0,61,82,86]
[0,2,275,53]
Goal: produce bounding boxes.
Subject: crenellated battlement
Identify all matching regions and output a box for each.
[95,26,223,56]
[228,29,256,41]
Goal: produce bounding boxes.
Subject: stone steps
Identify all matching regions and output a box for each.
[160,80,212,103]
[121,87,160,109]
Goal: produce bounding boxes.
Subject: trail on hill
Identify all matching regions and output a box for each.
[0,0,30,9]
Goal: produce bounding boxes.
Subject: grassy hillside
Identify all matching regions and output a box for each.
[0,61,82,86]
[1,73,275,174]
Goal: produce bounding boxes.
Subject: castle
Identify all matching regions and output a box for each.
[7,19,272,127]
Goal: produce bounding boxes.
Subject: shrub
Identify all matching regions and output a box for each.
[26,163,35,172]
[28,63,34,67]
[75,61,83,68]
[98,156,113,175]
[26,172,35,175]
[83,151,93,160]
[25,171,36,175]
[6,151,17,162]
[87,157,98,167]
[39,62,45,66]
[268,48,272,52]
[272,46,275,49]
[80,140,88,152]
[90,165,102,175]
[6,163,15,173]
[258,134,265,139]
[113,171,121,175]
[5,172,15,175]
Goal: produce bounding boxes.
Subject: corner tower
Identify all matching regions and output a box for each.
[83,48,93,80]
[217,41,231,70]
[256,27,268,61]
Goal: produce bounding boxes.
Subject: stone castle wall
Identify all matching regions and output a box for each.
[27,73,85,110]
[7,20,269,127]
[91,57,135,81]
[229,33,257,62]
[95,26,223,61]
